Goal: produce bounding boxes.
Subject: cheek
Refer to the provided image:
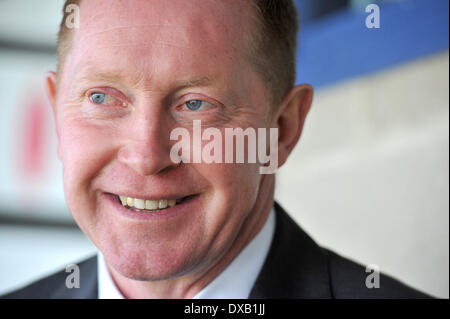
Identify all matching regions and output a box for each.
[192,126,264,222]
[196,161,261,222]
[58,117,117,220]
[216,164,260,196]
[191,161,261,260]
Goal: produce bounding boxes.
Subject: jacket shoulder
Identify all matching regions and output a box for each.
[323,249,433,299]
[1,255,98,299]
[252,202,434,299]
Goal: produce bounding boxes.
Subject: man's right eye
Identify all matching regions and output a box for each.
[90,92,106,104]
[88,92,124,107]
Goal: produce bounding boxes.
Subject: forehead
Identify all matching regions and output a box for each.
[65,0,255,89]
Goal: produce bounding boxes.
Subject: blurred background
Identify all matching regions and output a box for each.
[0,0,448,298]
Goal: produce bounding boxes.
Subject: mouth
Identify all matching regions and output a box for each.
[111,193,197,214]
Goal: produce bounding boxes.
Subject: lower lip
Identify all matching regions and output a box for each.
[102,193,199,221]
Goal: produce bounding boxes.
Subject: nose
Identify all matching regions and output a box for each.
[117,112,177,176]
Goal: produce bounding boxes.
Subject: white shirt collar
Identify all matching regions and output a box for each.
[98,251,124,299]
[98,207,276,299]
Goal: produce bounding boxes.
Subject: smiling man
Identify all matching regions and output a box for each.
[3,0,430,299]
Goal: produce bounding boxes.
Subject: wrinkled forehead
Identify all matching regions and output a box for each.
[70,0,254,68]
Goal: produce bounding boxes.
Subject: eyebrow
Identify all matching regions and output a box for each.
[173,76,217,90]
[74,72,125,87]
[73,69,217,92]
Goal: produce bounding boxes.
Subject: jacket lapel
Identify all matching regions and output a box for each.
[249,202,332,298]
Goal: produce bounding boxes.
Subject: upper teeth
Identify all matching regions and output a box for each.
[119,196,176,210]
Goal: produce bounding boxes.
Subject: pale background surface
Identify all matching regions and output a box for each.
[0,0,448,298]
[276,52,449,298]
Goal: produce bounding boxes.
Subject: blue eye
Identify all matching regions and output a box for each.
[89,92,124,107]
[185,100,204,111]
[90,93,106,104]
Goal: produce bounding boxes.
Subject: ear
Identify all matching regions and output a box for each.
[274,84,313,168]
[45,71,61,159]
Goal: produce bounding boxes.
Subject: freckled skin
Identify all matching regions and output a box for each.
[47,0,312,298]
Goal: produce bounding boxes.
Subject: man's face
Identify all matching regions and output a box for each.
[53,0,273,280]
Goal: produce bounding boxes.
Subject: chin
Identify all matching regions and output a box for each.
[99,236,203,282]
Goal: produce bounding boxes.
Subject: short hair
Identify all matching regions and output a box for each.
[57,0,299,106]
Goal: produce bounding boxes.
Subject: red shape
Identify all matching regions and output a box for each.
[22,95,46,177]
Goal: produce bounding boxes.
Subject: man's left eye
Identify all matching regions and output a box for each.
[183,100,213,111]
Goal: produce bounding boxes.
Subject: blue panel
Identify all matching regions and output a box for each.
[296,0,449,88]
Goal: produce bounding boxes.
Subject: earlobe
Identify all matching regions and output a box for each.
[276,84,314,168]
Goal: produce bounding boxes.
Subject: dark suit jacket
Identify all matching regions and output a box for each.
[2,202,431,299]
